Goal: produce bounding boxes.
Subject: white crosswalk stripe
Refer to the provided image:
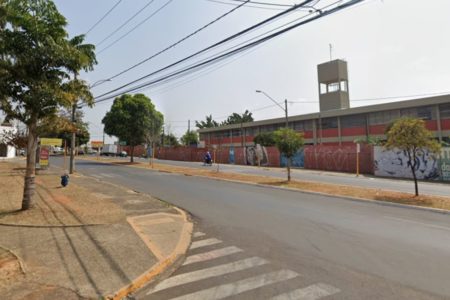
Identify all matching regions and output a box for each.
[189,238,222,250]
[193,232,205,238]
[169,269,299,300]
[183,246,243,266]
[271,283,340,300]
[148,257,268,294]
[143,234,341,300]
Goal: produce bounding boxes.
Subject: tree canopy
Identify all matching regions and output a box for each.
[385,117,441,196]
[0,0,96,210]
[273,128,304,181]
[38,110,90,147]
[161,133,179,147]
[221,110,254,126]
[253,132,276,147]
[181,130,199,146]
[196,115,219,129]
[102,94,163,162]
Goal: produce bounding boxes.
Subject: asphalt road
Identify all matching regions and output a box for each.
[102,155,450,197]
[52,157,450,299]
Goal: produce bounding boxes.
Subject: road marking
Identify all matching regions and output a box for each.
[183,246,243,266]
[168,269,299,300]
[149,257,268,294]
[99,173,115,178]
[271,283,340,300]
[193,232,205,238]
[190,238,222,250]
[384,216,450,232]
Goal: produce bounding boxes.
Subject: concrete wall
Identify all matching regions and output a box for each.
[374,146,450,181]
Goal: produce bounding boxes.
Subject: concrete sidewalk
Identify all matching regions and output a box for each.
[0,160,192,300]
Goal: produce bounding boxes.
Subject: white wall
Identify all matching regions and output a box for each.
[0,125,17,159]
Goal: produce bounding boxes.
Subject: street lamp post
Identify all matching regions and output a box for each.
[255,90,288,128]
[69,78,112,174]
[255,90,291,177]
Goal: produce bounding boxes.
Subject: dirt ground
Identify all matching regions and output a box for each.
[83,156,450,211]
[0,160,125,226]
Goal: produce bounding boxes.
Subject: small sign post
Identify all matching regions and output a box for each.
[356,143,361,177]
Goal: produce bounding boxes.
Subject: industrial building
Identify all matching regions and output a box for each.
[198,59,450,147]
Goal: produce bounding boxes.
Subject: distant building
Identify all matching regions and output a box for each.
[199,59,450,147]
[0,124,17,159]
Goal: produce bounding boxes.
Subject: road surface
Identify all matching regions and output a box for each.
[52,157,450,299]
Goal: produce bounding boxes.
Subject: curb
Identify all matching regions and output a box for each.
[107,207,193,300]
[77,157,450,216]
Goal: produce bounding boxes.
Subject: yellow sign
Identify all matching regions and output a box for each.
[40,138,62,146]
[91,141,104,148]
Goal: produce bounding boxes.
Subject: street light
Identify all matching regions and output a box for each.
[255,90,288,128]
[69,78,112,174]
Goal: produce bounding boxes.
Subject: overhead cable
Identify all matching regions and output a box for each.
[93,0,364,104]
[96,0,157,47]
[94,0,316,100]
[97,0,174,54]
[98,0,251,85]
[85,0,123,35]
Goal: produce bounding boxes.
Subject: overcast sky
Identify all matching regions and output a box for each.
[51,0,450,142]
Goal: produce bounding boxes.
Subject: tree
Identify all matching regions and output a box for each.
[38,110,90,147]
[0,0,96,210]
[273,128,304,182]
[196,115,219,129]
[254,132,276,147]
[102,94,163,163]
[181,130,199,146]
[161,133,179,147]
[221,110,254,126]
[385,117,441,196]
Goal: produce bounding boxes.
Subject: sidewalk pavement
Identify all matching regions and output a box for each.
[0,160,192,300]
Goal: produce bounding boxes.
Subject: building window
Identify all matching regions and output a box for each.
[328,82,340,93]
[320,117,338,129]
[341,114,366,128]
[440,103,450,119]
[369,110,400,125]
[231,129,241,137]
[293,121,304,131]
[260,124,276,133]
[400,106,433,120]
[320,83,327,95]
[304,120,313,131]
[340,81,348,92]
[245,127,256,136]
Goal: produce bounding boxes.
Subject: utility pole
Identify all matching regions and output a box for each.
[285,99,288,128]
[329,43,333,61]
[188,119,190,132]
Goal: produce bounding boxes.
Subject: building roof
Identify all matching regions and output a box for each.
[198,94,450,133]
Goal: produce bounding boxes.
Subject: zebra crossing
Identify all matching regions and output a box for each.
[142,232,341,300]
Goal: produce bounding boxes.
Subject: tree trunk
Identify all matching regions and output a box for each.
[22,120,38,210]
[130,146,134,163]
[287,157,291,182]
[411,165,419,196]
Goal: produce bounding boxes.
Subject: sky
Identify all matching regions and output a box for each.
[50,0,450,143]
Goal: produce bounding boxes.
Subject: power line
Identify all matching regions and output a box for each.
[85,0,123,35]
[230,0,292,7]
[96,0,157,47]
[97,0,174,55]
[93,0,317,100]
[93,0,362,104]
[204,0,285,10]
[98,0,250,84]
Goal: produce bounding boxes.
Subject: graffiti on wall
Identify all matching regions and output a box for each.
[246,145,268,166]
[439,147,450,181]
[280,149,304,168]
[374,146,446,180]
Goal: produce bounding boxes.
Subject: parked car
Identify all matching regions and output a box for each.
[119,151,127,157]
